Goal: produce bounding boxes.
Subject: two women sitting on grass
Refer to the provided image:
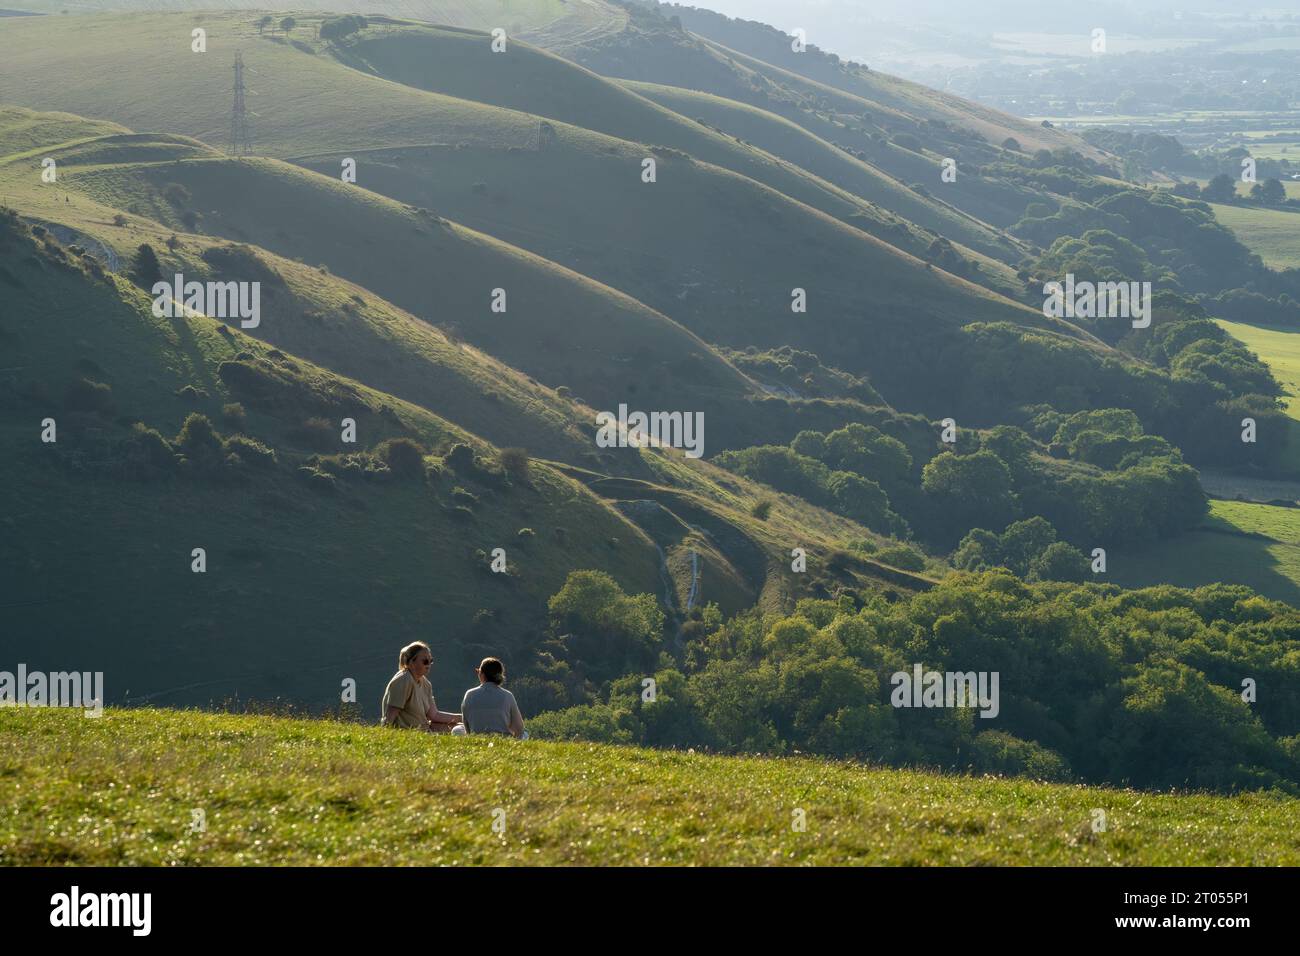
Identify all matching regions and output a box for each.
[381,643,526,738]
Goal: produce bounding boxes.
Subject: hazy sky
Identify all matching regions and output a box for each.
[682,0,1300,32]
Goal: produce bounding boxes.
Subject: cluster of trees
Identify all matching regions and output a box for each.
[1192,173,1292,208]
[715,407,1207,558]
[1082,129,1187,176]
[319,14,368,41]
[1126,295,1288,469]
[529,570,1300,793]
[712,442,905,536]
[723,345,883,403]
[1019,188,1259,296]
[952,516,1089,582]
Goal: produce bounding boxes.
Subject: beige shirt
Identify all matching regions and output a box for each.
[381,669,434,730]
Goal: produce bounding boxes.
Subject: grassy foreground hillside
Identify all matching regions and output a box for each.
[3,707,1297,865]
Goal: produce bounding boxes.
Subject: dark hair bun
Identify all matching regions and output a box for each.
[479,657,505,684]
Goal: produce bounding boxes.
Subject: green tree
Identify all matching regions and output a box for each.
[1201,174,1236,203]
[130,243,163,290]
[1250,178,1287,206]
[549,571,665,682]
[827,471,891,531]
[921,450,1018,543]
[1028,541,1090,582]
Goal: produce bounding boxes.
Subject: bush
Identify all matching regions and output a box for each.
[1028,541,1090,582]
[892,132,922,152]
[173,413,224,464]
[224,435,277,469]
[750,499,773,521]
[320,13,367,40]
[221,402,247,430]
[443,442,476,473]
[62,377,115,414]
[124,423,176,474]
[874,545,926,572]
[968,731,1070,782]
[377,437,426,479]
[297,466,337,493]
[161,183,191,207]
[499,447,531,482]
[287,417,336,452]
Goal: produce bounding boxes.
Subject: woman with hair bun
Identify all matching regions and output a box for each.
[459,657,526,738]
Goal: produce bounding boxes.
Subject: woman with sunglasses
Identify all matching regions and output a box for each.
[381,641,462,732]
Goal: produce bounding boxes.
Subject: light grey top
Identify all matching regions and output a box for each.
[460,682,522,735]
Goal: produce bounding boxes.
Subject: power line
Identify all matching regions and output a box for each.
[229,51,252,157]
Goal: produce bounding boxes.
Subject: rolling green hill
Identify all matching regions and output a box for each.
[0,201,929,706]
[4,131,768,440]
[0,13,1022,300]
[558,4,1086,230]
[4,706,1297,865]
[0,112,618,468]
[662,2,1111,163]
[319,20,1019,275]
[0,13,1145,425]
[0,206,674,707]
[620,78,1023,265]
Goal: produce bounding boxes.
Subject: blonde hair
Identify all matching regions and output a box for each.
[398,641,432,672]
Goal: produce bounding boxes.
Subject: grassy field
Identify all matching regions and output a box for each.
[1208,201,1300,269]
[1113,499,1300,605]
[1217,318,1300,419]
[3,707,1297,865]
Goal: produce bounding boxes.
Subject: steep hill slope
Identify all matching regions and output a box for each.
[557,3,1088,228]
[323,20,1018,268]
[1,202,929,705]
[657,1,1110,162]
[0,207,670,708]
[0,13,1135,423]
[0,12,1017,285]
[620,78,1024,264]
